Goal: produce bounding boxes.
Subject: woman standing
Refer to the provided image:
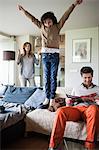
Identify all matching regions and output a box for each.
[17,42,39,87]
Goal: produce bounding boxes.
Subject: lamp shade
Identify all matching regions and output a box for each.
[3,51,15,60]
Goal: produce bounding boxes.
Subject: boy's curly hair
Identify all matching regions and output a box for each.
[41,11,57,25]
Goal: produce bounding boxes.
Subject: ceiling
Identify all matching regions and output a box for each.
[0,0,99,37]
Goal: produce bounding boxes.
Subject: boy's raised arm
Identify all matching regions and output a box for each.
[58,0,83,30]
[17,5,41,28]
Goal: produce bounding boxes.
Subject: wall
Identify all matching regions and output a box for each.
[0,37,16,85]
[65,27,99,89]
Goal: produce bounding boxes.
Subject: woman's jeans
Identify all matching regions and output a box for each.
[42,53,59,99]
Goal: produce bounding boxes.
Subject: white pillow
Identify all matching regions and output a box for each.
[0,85,7,96]
[24,88,46,109]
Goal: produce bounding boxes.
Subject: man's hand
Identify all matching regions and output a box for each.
[95,100,99,105]
[81,93,97,102]
[82,97,95,102]
[66,98,75,106]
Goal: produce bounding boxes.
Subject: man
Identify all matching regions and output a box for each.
[48,66,99,150]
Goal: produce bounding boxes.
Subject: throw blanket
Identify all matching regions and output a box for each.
[48,97,66,112]
[0,100,26,130]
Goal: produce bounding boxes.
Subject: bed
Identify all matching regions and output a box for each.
[0,100,26,147]
[25,87,99,142]
[0,85,45,147]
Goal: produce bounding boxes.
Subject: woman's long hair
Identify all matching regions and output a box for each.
[22,42,33,57]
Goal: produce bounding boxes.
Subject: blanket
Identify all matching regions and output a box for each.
[48,97,66,112]
[0,100,26,130]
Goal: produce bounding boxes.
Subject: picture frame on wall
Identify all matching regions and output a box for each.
[72,38,91,63]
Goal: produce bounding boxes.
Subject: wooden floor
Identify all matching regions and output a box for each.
[2,133,99,150]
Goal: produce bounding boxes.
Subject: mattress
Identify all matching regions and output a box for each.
[25,109,99,141]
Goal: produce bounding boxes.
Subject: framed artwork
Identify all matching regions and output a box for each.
[72,38,91,62]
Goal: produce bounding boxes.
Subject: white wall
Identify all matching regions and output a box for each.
[0,38,16,85]
[65,27,99,89]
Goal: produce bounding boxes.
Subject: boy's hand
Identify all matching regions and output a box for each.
[74,0,83,6]
[76,0,83,4]
[18,5,24,11]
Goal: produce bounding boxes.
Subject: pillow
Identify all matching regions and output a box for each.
[2,86,37,104]
[0,85,8,96]
[0,84,15,97]
[24,88,46,109]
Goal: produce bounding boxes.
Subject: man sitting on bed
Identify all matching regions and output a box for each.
[48,66,99,150]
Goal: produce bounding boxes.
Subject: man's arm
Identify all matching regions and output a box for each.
[58,0,83,30]
[18,5,41,28]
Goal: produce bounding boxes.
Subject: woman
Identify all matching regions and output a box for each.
[17,42,39,87]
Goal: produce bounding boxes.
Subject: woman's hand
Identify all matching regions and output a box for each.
[18,49,21,55]
[18,49,25,56]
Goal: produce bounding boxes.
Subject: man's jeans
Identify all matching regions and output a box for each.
[42,53,59,99]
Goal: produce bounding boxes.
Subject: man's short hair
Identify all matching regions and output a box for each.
[80,66,93,77]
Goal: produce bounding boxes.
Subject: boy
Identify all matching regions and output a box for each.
[18,0,83,107]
